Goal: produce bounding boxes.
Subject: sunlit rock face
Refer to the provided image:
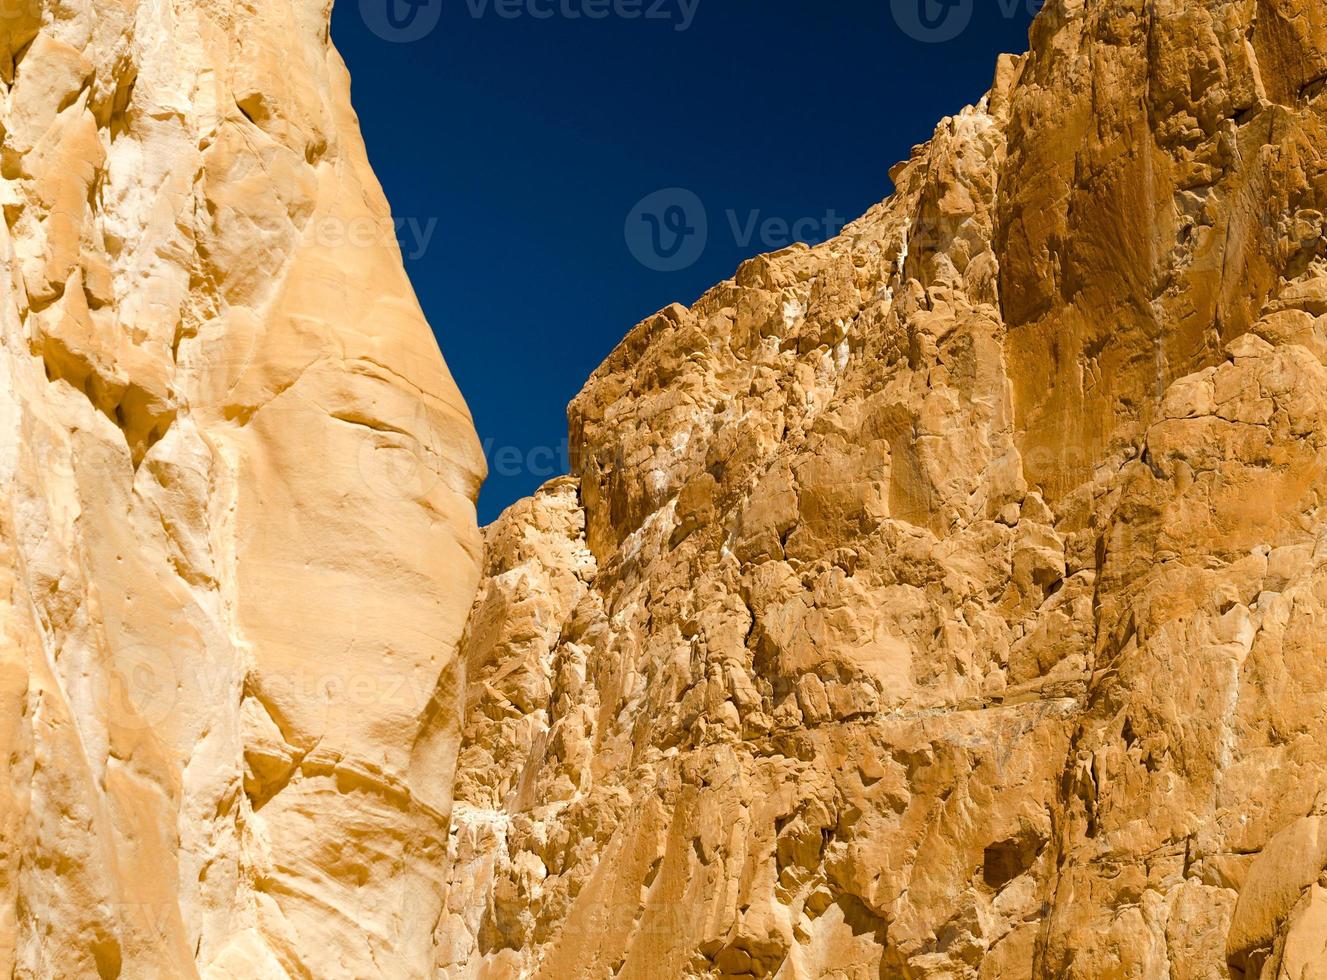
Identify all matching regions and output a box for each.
[7,0,1327,976]
[0,1,484,976]
[441,1,1327,976]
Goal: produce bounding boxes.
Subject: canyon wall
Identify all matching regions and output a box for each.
[440,1,1327,977]
[0,1,484,976]
[5,0,1327,978]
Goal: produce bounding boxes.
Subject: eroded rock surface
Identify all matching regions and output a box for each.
[444,1,1327,977]
[0,1,483,976]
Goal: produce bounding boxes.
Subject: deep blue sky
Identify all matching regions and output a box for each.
[331,0,1039,523]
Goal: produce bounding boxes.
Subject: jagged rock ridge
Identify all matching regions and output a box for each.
[440,2,1327,977]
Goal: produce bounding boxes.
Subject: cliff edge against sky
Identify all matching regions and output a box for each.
[3,0,1327,978]
[0,1,484,975]
[441,1,1327,977]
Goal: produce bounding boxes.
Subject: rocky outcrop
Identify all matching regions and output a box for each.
[0,2,483,977]
[444,1,1327,977]
[7,0,1327,977]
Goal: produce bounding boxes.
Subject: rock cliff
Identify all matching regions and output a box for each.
[440,1,1327,977]
[0,1,484,976]
[6,0,1327,978]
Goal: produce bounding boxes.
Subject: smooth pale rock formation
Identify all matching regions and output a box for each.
[0,1,483,977]
[443,1,1327,977]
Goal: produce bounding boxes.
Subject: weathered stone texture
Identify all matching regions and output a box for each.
[444,2,1327,977]
[8,0,1327,977]
[0,2,483,976]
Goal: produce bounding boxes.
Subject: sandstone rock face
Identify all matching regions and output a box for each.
[7,0,1327,977]
[444,1,1327,977]
[0,2,483,976]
